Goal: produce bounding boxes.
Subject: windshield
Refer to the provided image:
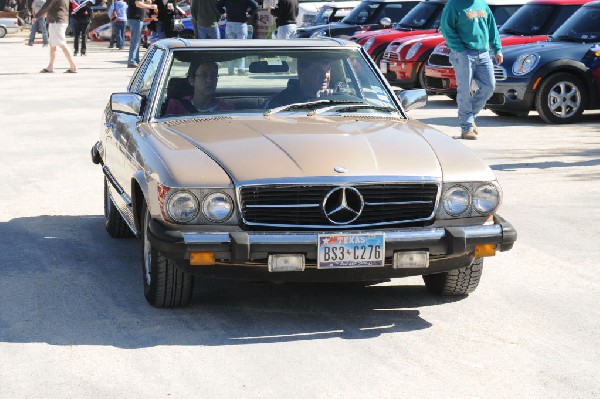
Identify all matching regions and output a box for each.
[500,4,581,36]
[343,2,416,25]
[398,2,443,29]
[551,6,600,42]
[312,5,354,25]
[155,48,399,119]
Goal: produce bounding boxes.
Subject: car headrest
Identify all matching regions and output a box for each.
[167,77,193,100]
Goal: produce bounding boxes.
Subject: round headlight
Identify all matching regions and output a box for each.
[167,191,199,223]
[472,184,500,214]
[512,54,539,75]
[310,30,326,38]
[202,192,234,223]
[442,185,470,216]
[363,37,376,52]
[405,42,422,60]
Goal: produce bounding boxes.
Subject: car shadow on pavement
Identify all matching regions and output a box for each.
[0,215,467,349]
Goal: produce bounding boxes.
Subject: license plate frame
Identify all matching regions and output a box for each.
[317,233,385,269]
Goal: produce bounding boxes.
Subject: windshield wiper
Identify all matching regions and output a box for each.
[551,35,583,42]
[308,102,399,116]
[265,99,363,116]
[501,28,525,35]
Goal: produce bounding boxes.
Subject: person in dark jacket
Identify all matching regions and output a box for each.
[191,0,221,39]
[269,0,297,39]
[71,0,92,55]
[216,0,258,74]
[154,0,185,39]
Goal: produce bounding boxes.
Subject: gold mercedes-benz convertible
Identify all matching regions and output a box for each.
[91,38,516,308]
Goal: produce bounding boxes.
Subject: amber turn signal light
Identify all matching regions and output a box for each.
[190,252,215,266]
[474,244,496,258]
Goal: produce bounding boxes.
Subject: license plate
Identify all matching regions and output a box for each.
[317,233,385,269]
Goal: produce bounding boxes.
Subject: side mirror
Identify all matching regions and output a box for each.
[380,17,392,27]
[110,93,144,116]
[396,88,427,112]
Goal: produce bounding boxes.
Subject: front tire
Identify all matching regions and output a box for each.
[535,73,586,124]
[104,178,134,238]
[141,203,194,308]
[422,258,483,296]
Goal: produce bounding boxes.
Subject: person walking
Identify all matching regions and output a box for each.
[71,0,92,56]
[108,0,128,49]
[269,0,298,39]
[28,0,49,46]
[126,0,157,68]
[440,0,503,140]
[216,0,258,74]
[191,0,220,39]
[35,0,78,73]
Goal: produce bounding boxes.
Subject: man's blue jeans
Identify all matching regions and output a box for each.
[225,22,247,73]
[28,17,48,45]
[127,18,144,66]
[113,20,126,49]
[276,23,297,39]
[449,49,495,132]
[195,23,220,39]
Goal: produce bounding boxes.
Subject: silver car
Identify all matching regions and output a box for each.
[91,38,516,307]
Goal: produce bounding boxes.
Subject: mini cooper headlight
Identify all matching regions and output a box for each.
[363,37,376,52]
[442,185,470,216]
[472,184,500,214]
[405,42,422,60]
[512,54,540,76]
[167,191,199,223]
[202,192,234,223]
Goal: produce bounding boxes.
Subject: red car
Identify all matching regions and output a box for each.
[423,0,596,96]
[350,0,448,62]
[379,0,526,89]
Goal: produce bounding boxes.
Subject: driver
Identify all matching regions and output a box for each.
[267,59,332,108]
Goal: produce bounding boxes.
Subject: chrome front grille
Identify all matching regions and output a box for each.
[239,183,439,229]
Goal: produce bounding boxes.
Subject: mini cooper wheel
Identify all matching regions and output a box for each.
[535,73,586,124]
[422,258,483,296]
[104,177,134,238]
[141,202,194,308]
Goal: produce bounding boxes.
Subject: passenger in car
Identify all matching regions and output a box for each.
[165,61,234,115]
[266,59,332,108]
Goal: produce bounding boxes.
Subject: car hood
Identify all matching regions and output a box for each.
[503,40,591,62]
[153,116,493,184]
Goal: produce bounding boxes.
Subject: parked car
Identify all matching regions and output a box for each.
[423,0,595,96]
[304,1,359,27]
[293,0,419,38]
[585,43,600,93]
[379,0,526,89]
[486,1,600,123]
[297,0,362,26]
[349,0,450,62]
[0,16,19,38]
[90,38,516,307]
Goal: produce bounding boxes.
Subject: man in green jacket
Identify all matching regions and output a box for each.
[440,0,503,140]
[192,0,221,39]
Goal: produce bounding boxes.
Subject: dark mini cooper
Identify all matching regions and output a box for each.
[487,1,600,123]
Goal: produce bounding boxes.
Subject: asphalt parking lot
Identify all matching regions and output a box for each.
[1,31,599,397]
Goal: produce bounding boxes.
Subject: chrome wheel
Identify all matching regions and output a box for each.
[547,81,581,119]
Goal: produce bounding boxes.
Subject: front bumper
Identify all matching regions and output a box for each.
[381,60,421,88]
[423,65,457,94]
[148,216,517,281]
[486,79,535,112]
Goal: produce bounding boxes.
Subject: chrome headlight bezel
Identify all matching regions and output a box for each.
[166,190,200,223]
[438,181,502,219]
[512,53,540,76]
[363,37,376,52]
[202,192,234,223]
[405,42,422,60]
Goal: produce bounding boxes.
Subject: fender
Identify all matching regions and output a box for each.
[131,170,150,235]
[527,59,593,100]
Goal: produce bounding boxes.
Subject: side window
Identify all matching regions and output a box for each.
[132,48,166,97]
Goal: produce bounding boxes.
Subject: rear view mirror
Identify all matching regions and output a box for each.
[396,88,427,112]
[111,93,144,116]
[380,17,392,27]
[249,61,290,73]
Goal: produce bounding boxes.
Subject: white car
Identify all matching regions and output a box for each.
[297,0,358,26]
[0,17,19,38]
